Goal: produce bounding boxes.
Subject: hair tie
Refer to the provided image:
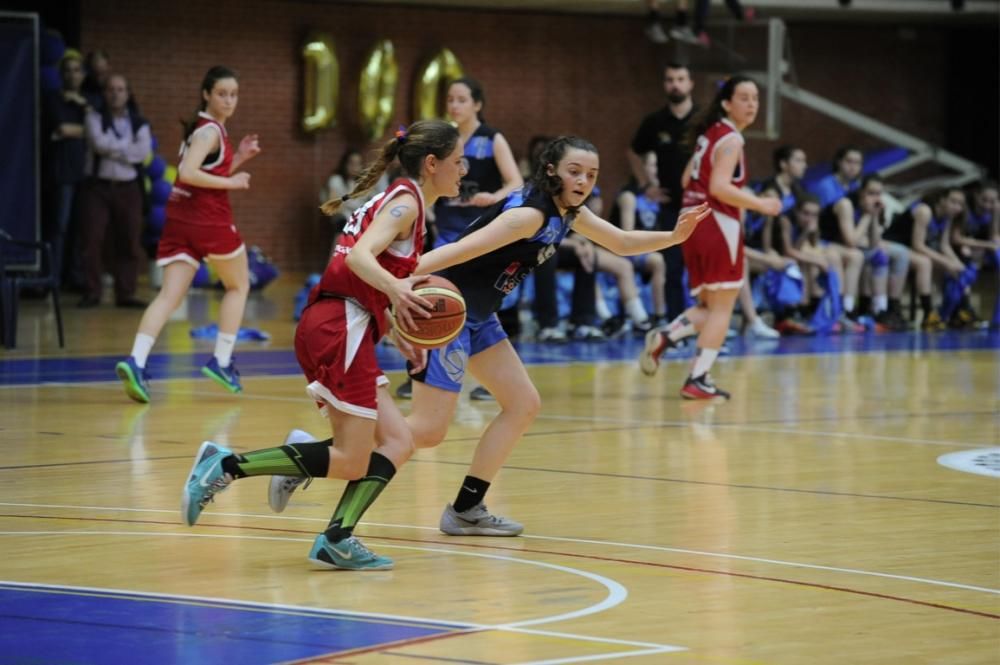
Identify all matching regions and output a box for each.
[394,125,408,144]
[340,194,351,202]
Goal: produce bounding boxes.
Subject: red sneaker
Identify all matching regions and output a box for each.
[680,374,731,401]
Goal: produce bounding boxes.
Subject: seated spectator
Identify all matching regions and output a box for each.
[320,148,388,239]
[885,186,983,328]
[954,180,1000,263]
[848,174,916,331]
[76,73,152,308]
[607,154,668,331]
[771,195,832,334]
[809,146,868,330]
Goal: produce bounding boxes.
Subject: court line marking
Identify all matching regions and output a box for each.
[0,532,686,662]
[535,412,994,448]
[0,376,990,447]
[2,501,996,595]
[4,379,990,450]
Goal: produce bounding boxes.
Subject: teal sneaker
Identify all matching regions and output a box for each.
[308,534,393,570]
[115,356,150,403]
[181,441,233,526]
[267,429,317,513]
[202,357,242,393]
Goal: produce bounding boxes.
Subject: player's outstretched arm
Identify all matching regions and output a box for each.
[416,207,543,274]
[573,203,710,256]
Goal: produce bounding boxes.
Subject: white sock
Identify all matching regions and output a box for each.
[873,295,888,313]
[624,297,649,324]
[130,333,155,368]
[843,295,855,313]
[596,297,613,321]
[666,314,697,342]
[691,347,720,379]
[214,332,237,368]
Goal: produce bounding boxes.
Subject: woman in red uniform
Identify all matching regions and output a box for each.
[179,120,466,571]
[115,66,260,402]
[640,75,781,400]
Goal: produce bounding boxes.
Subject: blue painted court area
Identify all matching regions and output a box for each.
[1,330,997,386]
[0,583,461,664]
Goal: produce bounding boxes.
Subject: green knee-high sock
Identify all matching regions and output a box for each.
[221,440,331,479]
[324,452,396,543]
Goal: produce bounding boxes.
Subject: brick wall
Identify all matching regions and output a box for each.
[81,1,953,270]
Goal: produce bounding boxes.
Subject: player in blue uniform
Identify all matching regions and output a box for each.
[268,137,709,566]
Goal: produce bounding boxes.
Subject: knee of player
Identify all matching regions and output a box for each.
[507,386,541,421]
[410,417,449,449]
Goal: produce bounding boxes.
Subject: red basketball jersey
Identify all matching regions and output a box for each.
[681,118,746,220]
[166,112,234,227]
[312,178,427,338]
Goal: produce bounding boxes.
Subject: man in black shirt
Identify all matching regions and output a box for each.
[627,62,697,320]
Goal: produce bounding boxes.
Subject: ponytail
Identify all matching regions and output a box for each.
[320,120,460,216]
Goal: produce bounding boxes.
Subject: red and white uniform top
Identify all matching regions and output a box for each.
[166,112,233,227]
[311,177,426,338]
[681,118,746,220]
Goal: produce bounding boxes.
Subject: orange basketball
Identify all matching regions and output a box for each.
[393,275,466,349]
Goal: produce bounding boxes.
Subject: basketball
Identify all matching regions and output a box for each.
[393,275,466,349]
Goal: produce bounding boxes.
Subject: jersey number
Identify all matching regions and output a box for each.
[689,136,710,182]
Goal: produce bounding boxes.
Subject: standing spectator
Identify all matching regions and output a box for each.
[628,62,697,322]
[115,66,261,403]
[81,50,111,111]
[42,48,89,288]
[640,76,782,400]
[397,77,522,400]
[76,73,151,309]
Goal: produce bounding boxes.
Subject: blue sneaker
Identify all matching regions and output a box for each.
[181,441,233,526]
[115,356,150,403]
[308,534,394,570]
[202,357,242,393]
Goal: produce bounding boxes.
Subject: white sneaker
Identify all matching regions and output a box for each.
[537,326,567,342]
[440,502,523,536]
[644,22,669,44]
[669,26,700,44]
[749,317,780,339]
[267,429,317,513]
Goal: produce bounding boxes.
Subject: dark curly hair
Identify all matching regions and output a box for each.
[530,136,598,196]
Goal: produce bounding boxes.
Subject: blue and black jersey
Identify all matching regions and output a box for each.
[438,187,577,321]
[885,204,949,249]
[433,124,505,245]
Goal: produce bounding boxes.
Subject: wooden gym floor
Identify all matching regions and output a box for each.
[0,275,998,664]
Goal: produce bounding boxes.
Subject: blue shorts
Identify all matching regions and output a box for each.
[410,314,508,393]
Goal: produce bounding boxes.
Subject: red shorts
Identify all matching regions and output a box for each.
[681,208,745,297]
[294,297,389,420]
[156,219,245,267]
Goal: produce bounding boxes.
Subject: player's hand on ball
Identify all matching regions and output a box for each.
[388,275,433,331]
[390,329,428,373]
